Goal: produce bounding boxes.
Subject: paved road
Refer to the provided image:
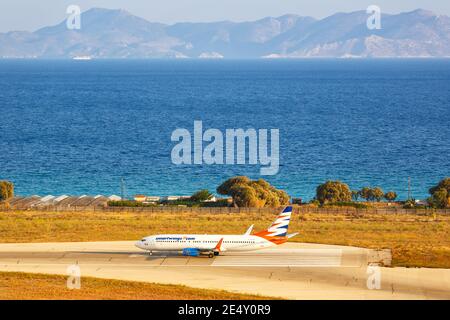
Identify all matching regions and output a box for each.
[0,241,449,299]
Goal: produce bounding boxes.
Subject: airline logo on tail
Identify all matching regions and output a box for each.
[254,206,295,244]
[266,206,292,236]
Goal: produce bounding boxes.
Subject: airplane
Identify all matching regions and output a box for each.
[135,206,298,258]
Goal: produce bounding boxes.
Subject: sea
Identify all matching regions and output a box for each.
[0,59,449,200]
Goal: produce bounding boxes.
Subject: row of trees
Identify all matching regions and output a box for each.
[315,178,450,209]
[352,187,397,202]
[190,177,449,209]
[315,181,397,205]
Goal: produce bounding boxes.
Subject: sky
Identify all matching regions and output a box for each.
[1,0,450,32]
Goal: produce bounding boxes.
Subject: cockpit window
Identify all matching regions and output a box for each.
[141,239,146,242]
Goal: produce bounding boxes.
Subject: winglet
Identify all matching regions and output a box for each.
[214,238,224,251]
[244,224,254,235]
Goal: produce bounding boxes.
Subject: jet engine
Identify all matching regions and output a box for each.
[182,248,200,257]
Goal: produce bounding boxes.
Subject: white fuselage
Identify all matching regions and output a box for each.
[135,234,275,252]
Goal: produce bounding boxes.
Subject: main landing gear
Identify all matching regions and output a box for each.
[208,251,220,258]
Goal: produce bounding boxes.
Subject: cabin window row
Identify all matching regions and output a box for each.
[156,240,256,243]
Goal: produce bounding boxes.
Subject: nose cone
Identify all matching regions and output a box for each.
[135,241,144,249]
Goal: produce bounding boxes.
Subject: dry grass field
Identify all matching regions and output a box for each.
[0,271,271,300]
[0,210,449,268]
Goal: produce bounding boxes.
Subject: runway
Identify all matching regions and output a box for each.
[0,241,449,299]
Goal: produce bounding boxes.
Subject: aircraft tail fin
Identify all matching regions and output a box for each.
[254,206,294,244]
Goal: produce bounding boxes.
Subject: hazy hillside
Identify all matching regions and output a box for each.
[0,8,449,58]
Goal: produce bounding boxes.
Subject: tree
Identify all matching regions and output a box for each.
[384,191,397,202]
[315,181,352,205]
[217,176,289,208]
[0,181,14,201]
[429,178,450,195]
[190,189,213,202]
[372,187,384,202]
[229,184,262,207]
[359,187,372,202]
[351,190,360,201]
[428,178,450,208]
[217,176,250,195]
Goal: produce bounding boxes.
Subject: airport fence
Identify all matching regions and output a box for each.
[9,205,450,215]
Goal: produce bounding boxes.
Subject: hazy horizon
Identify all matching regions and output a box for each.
[1,0,450,33]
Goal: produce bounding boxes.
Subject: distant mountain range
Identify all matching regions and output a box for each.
[1,8,449,58]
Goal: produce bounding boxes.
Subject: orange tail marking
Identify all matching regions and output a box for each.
[254,231,288,245]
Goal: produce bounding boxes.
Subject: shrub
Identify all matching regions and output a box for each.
[200,199,229,207]
[190,190,213,202]
[107,200,156,207]
[403,199,417,209]
[323,202,369,209]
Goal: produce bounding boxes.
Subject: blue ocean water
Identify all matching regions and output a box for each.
[0,59,449,200]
